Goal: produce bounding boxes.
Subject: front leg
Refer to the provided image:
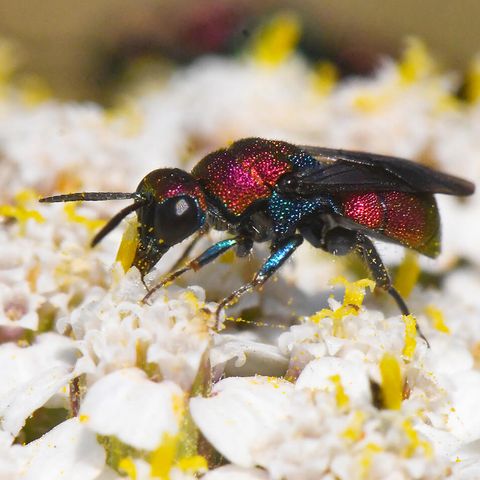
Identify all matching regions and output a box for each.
[216,235,303,329]
[143,237,241,303]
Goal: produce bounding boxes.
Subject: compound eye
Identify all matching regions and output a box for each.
[154,196,202,245]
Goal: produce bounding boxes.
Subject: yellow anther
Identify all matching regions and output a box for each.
[116,218,139,272]
[63,203,105,232]
[394,251,420,299]
[119,457,137,480]
[397,37,436,84]
[342,410,366,441]
[465,55,480,103]
[311,61,338,96]
[329,374,350,409]
[402,314,417,360]
[150,433,178,479]
[402,419,433,458]
[425,305,450,334]
[379,353,402,410]
[332,276,375,309]
[176,455,208,474]
[360,443,383,479]
[0,189,45,234]
[250,12,301,66]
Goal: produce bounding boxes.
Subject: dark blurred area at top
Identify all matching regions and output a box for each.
[0,0,478,102]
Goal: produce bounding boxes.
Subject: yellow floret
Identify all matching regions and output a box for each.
[250,12,301,66]
[379,353,403,410]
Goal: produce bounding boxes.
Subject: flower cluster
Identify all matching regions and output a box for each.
[0,24,480,479]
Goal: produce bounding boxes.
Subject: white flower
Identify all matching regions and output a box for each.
[0,333,77,436]
[19,418,105,480]
[190,376,294,467]
[79,368,184,451]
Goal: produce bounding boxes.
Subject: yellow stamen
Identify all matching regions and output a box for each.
[402,314,417,360]
[379,353,402,410]
[250,12,301,66]
[394,251,420,299]
[119,457,137,480]
[425,305,450,334]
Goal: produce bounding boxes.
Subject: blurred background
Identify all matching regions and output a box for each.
[0,0,479,101]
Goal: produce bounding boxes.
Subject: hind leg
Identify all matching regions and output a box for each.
[306,225,429,346]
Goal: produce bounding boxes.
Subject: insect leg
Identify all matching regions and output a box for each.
[142,237,240,303]
[215,235,303,329]
[324,227,429,346]
[169,229,208,273]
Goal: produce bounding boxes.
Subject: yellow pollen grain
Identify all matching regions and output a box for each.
[172,394,185,422]
[116,218,139,272]
[425,305,450,334]
[219,249,235,264]
[379,353,403,410]
[329,374,350,409]
[394,251,420,299]
[119,457,137,480]
[79,414,89,423]
[250,12,301,66]
[402,314,417,360]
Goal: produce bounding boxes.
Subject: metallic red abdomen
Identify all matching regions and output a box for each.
[341,191,440,257]
[192,139,297,216]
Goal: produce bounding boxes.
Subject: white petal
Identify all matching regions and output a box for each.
[20,418,105,480]
[190,376,293,467]
[0,365,74,437]
[0,333,77,436]
[295,357,371,405]
[203,465,270,480]
[80,368,184,451]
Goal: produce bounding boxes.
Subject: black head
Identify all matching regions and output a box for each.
[40,168,207,276]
